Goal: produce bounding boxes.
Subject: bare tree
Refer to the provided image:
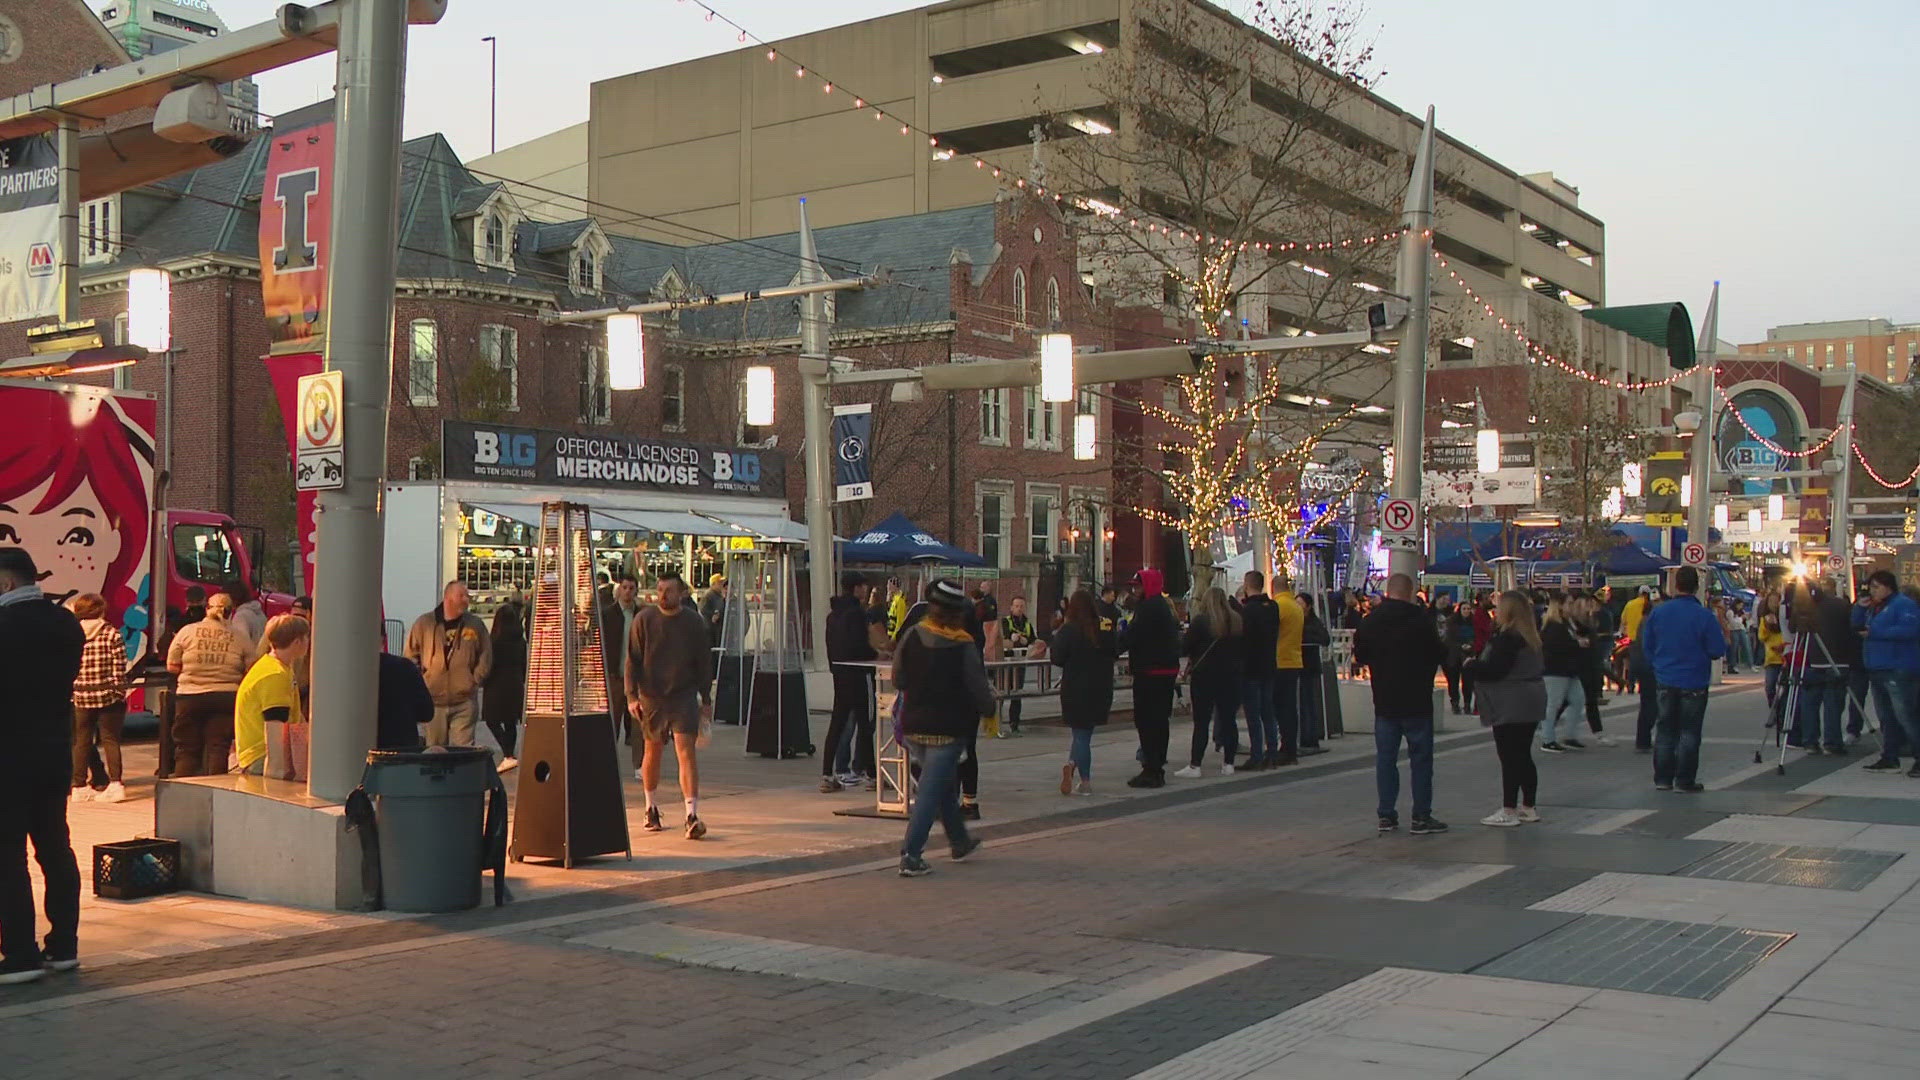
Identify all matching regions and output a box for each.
[1039,0,1400,589]
[1529,360,1641,556]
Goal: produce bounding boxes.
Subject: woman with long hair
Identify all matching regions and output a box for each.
[483,601,528,772]
[1178,587,1243,778]
[1468,591,1547,826]
[68,592,130,803]
[1538,594,1590,753]
[1050,590,1115,794]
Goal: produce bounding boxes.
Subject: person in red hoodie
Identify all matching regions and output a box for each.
[1121,568,1183,788]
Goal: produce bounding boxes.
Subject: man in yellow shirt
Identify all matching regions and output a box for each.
[1272,579,1306,767]
[1621,586,1653,642]
[234,615,311,776]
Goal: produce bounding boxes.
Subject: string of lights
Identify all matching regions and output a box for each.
[1713,384,1841,459]
[1432,254,1702,392]
[1853,441,1920,489]
[674,0,1407,258]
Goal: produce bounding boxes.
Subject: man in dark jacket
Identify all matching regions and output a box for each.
[892,579,989,876]
[823,573,879,793]
[896,589,988,816]
[598,574,640,746]
[1121,567,1182,788]
[1236,572,1281,770]
[0,548,86,983]
[1795,582,1861,755]
[1352,573,1449,835]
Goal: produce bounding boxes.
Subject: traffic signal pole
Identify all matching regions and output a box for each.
[1386,108,1436,581]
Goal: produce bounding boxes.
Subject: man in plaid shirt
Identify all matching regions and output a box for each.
[68,594,129,803]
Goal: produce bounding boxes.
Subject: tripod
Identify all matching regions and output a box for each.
[1755,630,1871,775]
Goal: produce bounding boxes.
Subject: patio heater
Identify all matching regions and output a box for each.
[509,502,631,867]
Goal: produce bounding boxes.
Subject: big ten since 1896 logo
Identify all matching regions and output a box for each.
[711,450,762,485]
[473,430,536,468]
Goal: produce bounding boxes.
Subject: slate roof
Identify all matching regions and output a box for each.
[104,102,1006,334]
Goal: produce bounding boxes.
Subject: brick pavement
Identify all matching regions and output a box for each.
[12,676,1920,1078]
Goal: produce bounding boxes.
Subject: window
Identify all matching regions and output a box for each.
[407,319,437,405]
[1077,386,1098,418]
[579,345,610,424]
[1012,269,1027,324]
[1787,347,1796,361]
[81,197,117,265]
[171,524,244,593]
[572,246,599,292]
[1847,341,1856,365]
[1826,344,1835,366]
[483,212,509,266]
[1023,387,1060,450]
[1045,276,1061,326]
[978,484,1011,569]
[478,324,518,410]
[661,364,686,431]
[980,387,1008,444]
[1028,485,1060,557]
[407,456,436,481]
[1161,271,1182,308]
[111,312,132,390]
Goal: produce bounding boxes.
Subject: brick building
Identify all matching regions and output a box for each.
[1738,318,1920,384]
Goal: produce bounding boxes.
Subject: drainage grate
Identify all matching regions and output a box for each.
[1473,914,1791,1000]
[1673,842,1901,892]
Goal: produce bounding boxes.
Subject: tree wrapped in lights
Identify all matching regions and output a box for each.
[1039,0,1405,587]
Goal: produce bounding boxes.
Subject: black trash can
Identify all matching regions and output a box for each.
[361,747,494,913]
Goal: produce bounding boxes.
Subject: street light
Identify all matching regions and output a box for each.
[606,312,644,390]
[1713,503,1729,532]
[127,267,172,352]
[1475,427,1500,474]
[1681,474,1692,509]
[1768,493,1784,521]
[1855,532,1866,553]
[1747,508,1762,532]
[1072,412,1096,460]
[744,365,775,427]
[1039,332,1074,403]
[1622,462,1642,498]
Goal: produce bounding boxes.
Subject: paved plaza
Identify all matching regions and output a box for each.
[10,676,1920,1079]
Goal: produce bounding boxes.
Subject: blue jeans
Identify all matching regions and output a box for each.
[1242,674,1275,760]
[1764,664,1781,705]
[1068,727,1093,782]
[901,739,971,860]
[1868,670,1920,763]
[1654,687,1708,787]
[1374,717,1434,821]
[1542,675,1586,744]
[1795,669,1847,750]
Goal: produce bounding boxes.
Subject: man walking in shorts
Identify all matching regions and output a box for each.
[626,571,715,839]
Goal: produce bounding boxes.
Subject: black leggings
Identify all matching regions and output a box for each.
[958,730,978,797]
[1582,663,1605,733]
[1492,722,1539,809]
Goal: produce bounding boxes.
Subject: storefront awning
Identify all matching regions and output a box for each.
[465,502,815,544]
[696,512,816,545]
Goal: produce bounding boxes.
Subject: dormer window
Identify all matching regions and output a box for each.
[483,212,509,267]
[572,246,600,292]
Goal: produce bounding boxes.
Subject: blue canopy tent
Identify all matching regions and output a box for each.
[839,512,986,567]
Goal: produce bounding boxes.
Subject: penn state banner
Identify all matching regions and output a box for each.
[832,403,873,502]
[257,122,335,345]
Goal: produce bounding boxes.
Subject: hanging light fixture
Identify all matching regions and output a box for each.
[1855,532,1866,552]
[1747,508,1762,533]
[744,365,776,427]
[606,313,645,390]
[1072,412,1097,460]
[1712,503,1729,532]
[1039,333,1074,403]
[1680,475,1692,508]
[1768,493,1784,521]
[1475,427,1500,474]
[1622,461,1642,498]
[127,267,172,353]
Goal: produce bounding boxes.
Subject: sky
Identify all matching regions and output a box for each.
[184,0,1917,343]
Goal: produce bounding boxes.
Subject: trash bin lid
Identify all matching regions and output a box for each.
[367,747,494,767]
[362,746,496,796]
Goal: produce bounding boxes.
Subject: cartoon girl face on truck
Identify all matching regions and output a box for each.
[0,390,155,654]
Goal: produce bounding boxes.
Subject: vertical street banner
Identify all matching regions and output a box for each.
[265,353,325,592]
[832,403,874,502]
[1644,451,1687,527]
[258,122,335,345]
[0,134,61,324]
[1798,488,1830,548]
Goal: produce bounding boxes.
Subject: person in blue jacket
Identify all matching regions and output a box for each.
[1859,571,1920,776]
[1638,567,1725,792]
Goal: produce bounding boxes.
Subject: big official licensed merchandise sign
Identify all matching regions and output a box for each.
[444,420,786,499]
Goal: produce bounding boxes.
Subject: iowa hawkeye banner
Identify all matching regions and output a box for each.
[258,122,335,345]
[0,134,61,324]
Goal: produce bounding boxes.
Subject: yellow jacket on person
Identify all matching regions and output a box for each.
[886,592,908,636]
[1758,619,1785,666]
[1274,591,1305,670]
[1621,595,1650,641]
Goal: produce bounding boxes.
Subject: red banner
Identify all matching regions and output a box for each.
[258,122,334,345]
[265,353,324,591]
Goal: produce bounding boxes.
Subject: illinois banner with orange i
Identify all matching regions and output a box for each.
[257,121,335,346]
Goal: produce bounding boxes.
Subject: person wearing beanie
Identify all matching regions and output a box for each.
[892,579,989,876]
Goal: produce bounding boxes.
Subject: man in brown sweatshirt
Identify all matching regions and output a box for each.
[625,571,714,839]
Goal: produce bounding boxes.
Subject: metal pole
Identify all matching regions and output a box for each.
[482,35,497,154]
[308,0,409,803]
[1684,283,1719,562]
[797,199,834,673]
[1386,107,1436,581]
[1831,363,1858,595]
[56,118,80,323]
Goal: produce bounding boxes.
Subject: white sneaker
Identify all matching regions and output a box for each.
[1481,808,1522,827]
[70,787,92,805]
[1516,805,1541,823]
[1220,763,1236,776]
[1173,765,1203,779]
[497,756,519,774]
[634,768,643,782]
[98,781,127,804]
[1595,734,1617,747]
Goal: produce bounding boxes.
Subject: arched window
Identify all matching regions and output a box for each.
[484,213,508,265]
[1046,277,1061,326]
[1012,269,1027,324]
